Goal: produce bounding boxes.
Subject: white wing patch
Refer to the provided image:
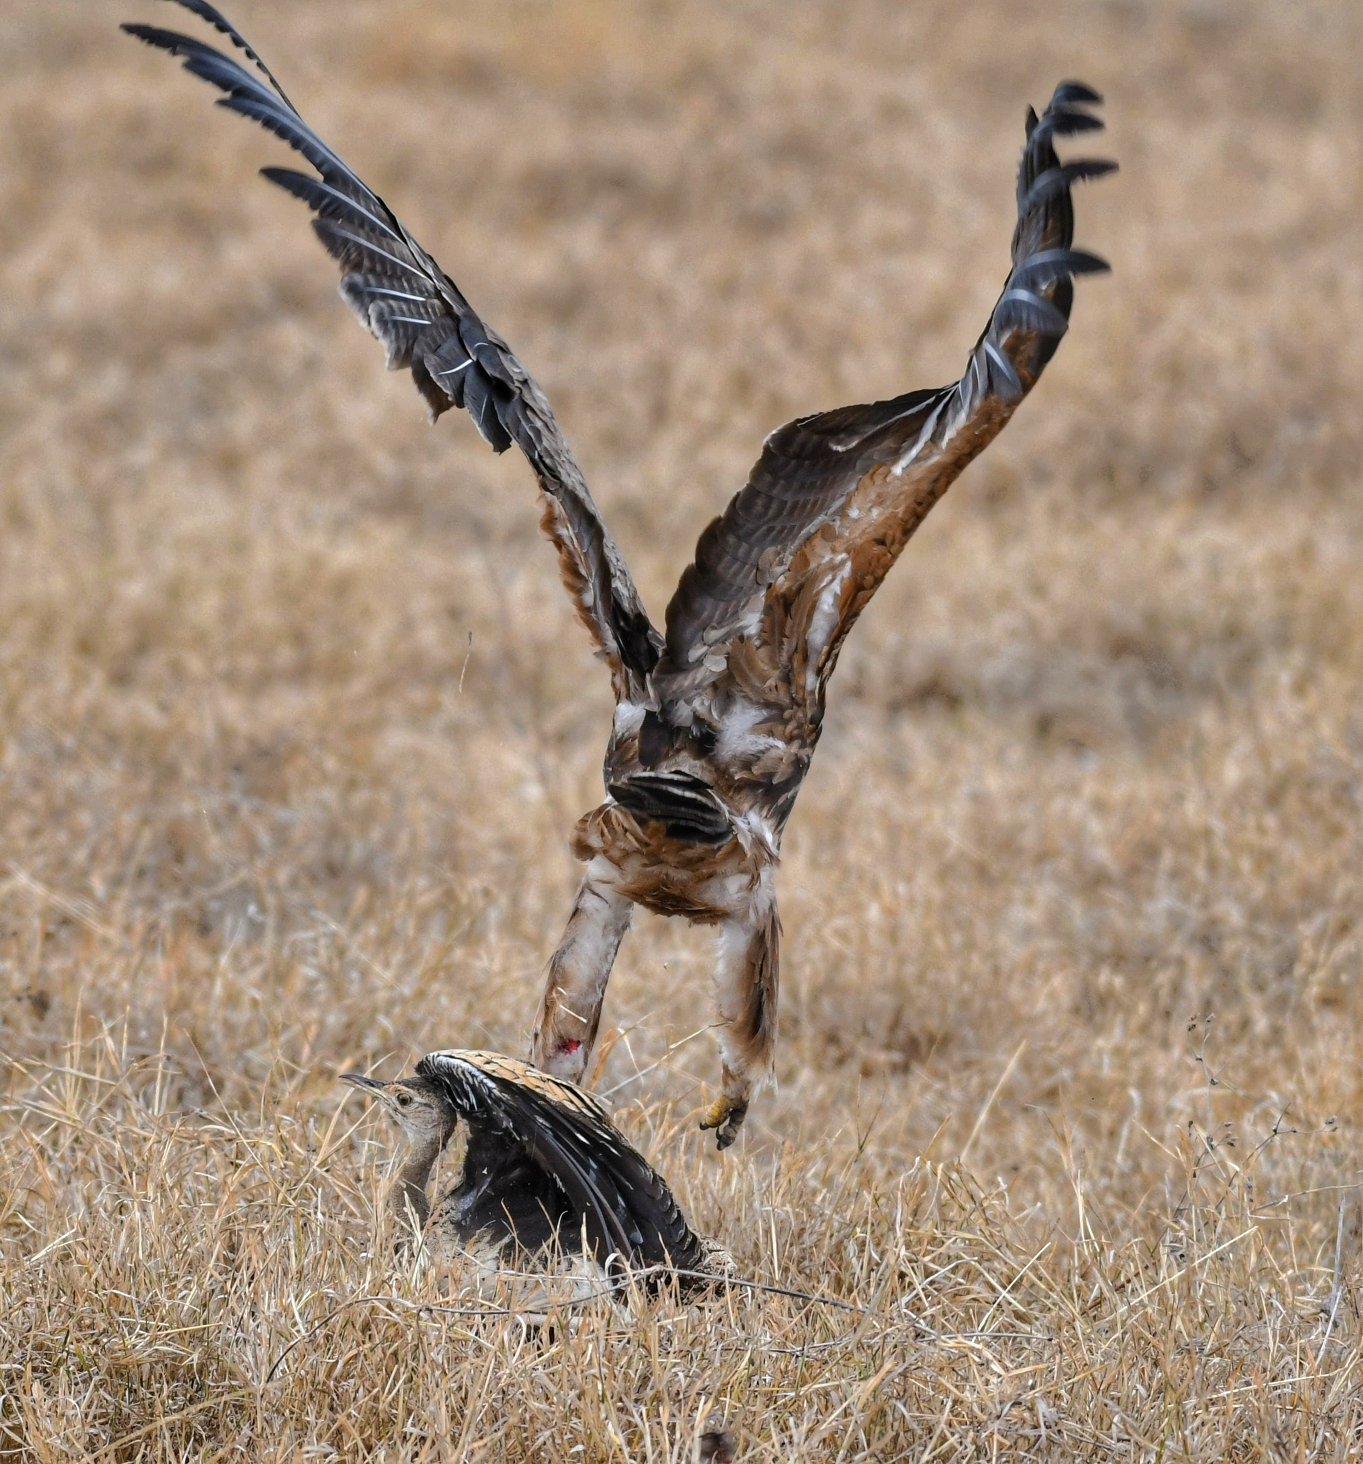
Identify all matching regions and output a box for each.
[804,557,852,700]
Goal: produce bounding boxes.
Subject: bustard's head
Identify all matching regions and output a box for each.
[341,1071,463,1238]
[340,1072,457,1151]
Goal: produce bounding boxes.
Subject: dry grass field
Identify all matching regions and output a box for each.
[2,0,1362,1457]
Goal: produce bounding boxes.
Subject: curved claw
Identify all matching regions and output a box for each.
[699,1094,749,1151]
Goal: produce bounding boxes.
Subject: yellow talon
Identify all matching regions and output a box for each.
[699,1094,749,1150]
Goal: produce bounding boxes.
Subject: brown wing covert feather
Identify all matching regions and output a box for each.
[655,84,1115,736]
[123,0,661,701]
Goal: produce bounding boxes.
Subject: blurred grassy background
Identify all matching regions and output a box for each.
[2,0,1362,1455]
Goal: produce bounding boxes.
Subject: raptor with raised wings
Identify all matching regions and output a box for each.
[126,1,1114,1148]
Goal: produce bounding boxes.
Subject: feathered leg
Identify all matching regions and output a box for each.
[530,859,633,1083]
[700,895,780,1149]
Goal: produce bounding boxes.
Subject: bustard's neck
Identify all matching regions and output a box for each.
[393,1125,452,1234]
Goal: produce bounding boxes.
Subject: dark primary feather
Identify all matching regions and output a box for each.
[1048,81,1104,107]
[153,0,299,108]
[122,0,661,699]
[416,1050,708,1285]
[654,81,1114,715]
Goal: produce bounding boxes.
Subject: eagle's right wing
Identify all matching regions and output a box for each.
[123,1,662,701]
[654,84,1114,742]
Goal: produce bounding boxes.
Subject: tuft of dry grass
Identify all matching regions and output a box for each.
[2,0,1362,1457]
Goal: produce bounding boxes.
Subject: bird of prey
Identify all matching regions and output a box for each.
[341,1049,710,1290]
[126,2,1115,1148]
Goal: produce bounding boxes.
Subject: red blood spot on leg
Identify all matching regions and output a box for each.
[561,1039,581,1055]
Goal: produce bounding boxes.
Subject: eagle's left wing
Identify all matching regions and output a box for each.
[122,1,662,701]
[653,84,1114,736]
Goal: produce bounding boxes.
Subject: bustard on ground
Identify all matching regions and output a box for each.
[342,1049,712,1290]
[126,1,1115,1147]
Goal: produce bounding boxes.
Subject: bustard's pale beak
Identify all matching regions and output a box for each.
[339,1072,386,1094]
